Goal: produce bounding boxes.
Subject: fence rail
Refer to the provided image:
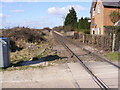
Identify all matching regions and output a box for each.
[74,33,119,52]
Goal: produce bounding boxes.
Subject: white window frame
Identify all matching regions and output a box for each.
[97,28,101,35]
[92,28,95,34]
[98,4,101,14]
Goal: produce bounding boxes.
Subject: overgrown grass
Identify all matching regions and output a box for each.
[36,46,52,59]
[1,44,55,71]
[0,38,69,71]
[0,64,53,71]
[105,52,120,61]
[0,44,51,71]
[10,43,49,64]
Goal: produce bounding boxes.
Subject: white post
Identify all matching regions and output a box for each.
[112,34,116,52]
[83,34,85,43]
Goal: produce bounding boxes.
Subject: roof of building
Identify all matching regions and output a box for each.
[103,1,120,8]
[90,0,120,13]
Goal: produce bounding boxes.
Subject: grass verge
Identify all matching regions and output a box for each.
[105,52,120,61]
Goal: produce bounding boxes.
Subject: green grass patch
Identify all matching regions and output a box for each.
[105,52,120,61]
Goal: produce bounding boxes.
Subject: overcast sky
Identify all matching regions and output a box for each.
[0,0,92,29]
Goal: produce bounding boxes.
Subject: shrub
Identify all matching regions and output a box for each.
[109,11,120,24]
[2,27,46,43]
[2,27,47,52]
[77,29,90,34]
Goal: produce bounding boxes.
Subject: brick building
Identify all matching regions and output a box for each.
[90,0,120,35]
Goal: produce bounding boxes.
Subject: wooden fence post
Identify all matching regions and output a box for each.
[83,34,85,43]
[112,34,116,52]
[118,41,120,53]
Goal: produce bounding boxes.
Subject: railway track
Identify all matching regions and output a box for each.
[53,31,118,89]
[59,32,119,69]
[65,36,120,69]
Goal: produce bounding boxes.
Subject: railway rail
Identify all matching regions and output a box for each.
[54,31,120,69]
[66,38,120,69]
[53,31,118,89]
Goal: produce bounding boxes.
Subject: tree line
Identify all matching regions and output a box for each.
[64,7,90,34]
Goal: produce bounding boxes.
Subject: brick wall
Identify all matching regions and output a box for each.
[90,0,120,35]
[94,0,104,35]
[104,7,120,26]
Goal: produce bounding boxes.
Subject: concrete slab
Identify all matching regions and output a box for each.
[67,63,100,88]
[2,61,118,88]
[84,61,118,88]
[2,64,77,88]
[3,79,75,88]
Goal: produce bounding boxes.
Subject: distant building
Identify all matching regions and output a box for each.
[90,0,120,35]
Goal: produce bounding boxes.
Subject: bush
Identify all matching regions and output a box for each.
[2,27,47,52]
[109,11,120,24]
[2,27,46,43]
[64,26,76,32]
[77,29,90,34]
[84,30,90,34]
[53,26,64,32]
[10,40,23,52]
